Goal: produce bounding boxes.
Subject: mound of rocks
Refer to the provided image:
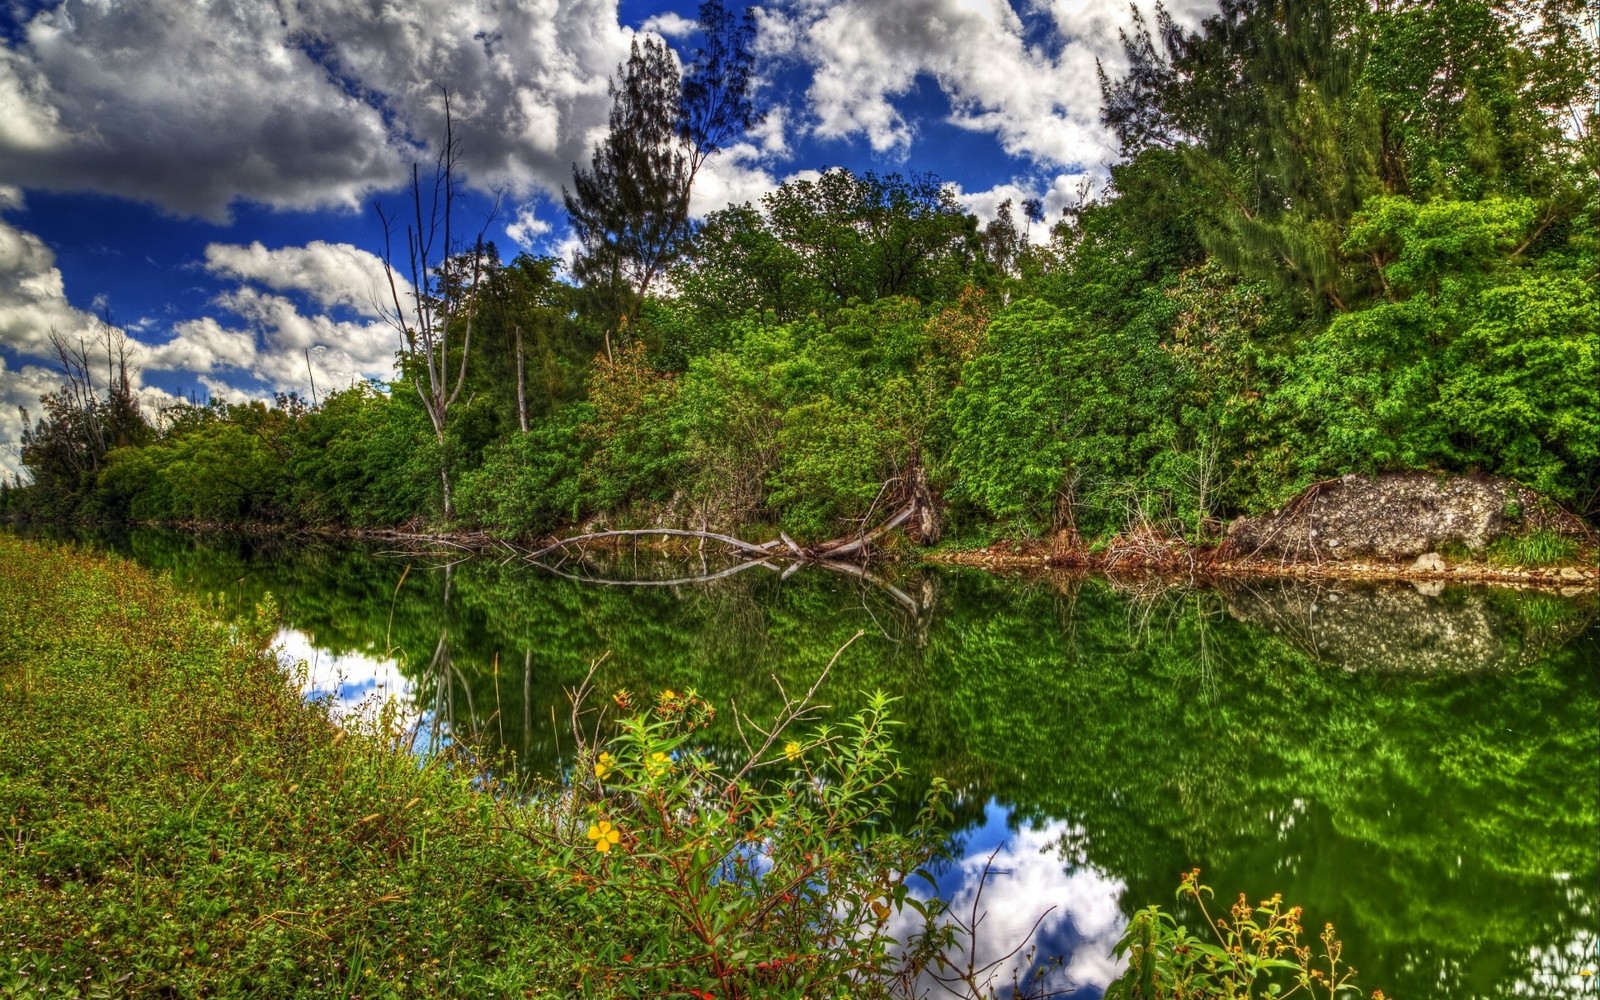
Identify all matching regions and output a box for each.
[1224,473,1590,563]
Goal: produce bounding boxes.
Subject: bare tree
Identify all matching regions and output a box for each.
[375,90,497,520]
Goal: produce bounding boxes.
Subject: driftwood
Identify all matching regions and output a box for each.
[522,495,934,619]
[528,499,922,567]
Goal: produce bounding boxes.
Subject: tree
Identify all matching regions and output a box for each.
[20,315,150,513]
[676,168,983,323]
[565,1,760,345]
[374,90,494,520]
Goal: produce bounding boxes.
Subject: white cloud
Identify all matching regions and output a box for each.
[765,0,1215,173]
[145,287,398,397]
[277,625,416,723]
[949,173,1093,241]
[0,214,100,357]
[886,819,1129,997]
[203,240,402,319]
[640,12,699,38]
[0,356,59,480]
[0,213,402,472]
[505,203,553,251]
[0,0,638,219]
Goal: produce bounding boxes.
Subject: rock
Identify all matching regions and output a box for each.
[1557,567,1587,582]
[1412,579,1445,597]
[1225,473,1593,563]
[1412,552,1446,573]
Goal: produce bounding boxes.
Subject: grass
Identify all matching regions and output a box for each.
[1485,528,1584,568]
[0,536,586,997]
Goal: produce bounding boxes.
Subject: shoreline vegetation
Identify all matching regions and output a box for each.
[11,507,1593,590]
[0,534,1398,999]
[4,1,1596,583]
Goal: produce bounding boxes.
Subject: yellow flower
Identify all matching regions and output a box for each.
[647,751,672,775]
[662,689,678,701]
[784,741,802,762]
[586,819,622,853]
[594,752,615,781]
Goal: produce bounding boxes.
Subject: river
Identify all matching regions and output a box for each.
[38,526,1600,999]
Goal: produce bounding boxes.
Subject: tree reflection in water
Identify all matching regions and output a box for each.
[58,527,1600,1000]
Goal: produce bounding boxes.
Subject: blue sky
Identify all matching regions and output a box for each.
[0,0,1217,477]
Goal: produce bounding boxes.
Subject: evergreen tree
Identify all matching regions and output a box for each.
[566,1,760,347]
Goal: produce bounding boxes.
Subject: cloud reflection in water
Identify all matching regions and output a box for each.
[890,801,1129,999]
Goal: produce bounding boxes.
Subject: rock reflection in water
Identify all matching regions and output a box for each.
[1220,579,1597,672]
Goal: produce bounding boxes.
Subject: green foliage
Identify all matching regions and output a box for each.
[13,0,1598,546]
[947,300,1085,531]
[73,527,1600,998]
[0,537,578,995]
[0,537,967,998]
[1278,196,1600,501]
[456,404,595,536]
[1486,528,1582,568]
[676,168,986,324]
[281,383,437,526]
[521,688,949,998]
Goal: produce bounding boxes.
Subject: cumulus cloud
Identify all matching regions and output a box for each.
[0,356,59,479]
[887,819,1129,997]
[144,286,398,397]
[763,0,1215,171]
[0,0,637,219]
[0,214,100,357]
[505,203,554,251]
[949,173,1094,241]
[640,12,699,38]
[203,241,402,319]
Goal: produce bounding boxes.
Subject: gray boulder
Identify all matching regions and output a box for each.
[1225,473,1588,562]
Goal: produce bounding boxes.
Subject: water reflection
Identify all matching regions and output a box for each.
[1221,577,1594,672]
[275,626,412,720]
[895,803,1128,999]
[32,527,1600,1000]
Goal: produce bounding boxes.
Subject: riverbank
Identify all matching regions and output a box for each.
[8,504,1596,591]
[0,536,945,998]
[926,535,1599,591]
[0,535,595,996]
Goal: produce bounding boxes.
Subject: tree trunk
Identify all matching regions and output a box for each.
[514,323,529,433]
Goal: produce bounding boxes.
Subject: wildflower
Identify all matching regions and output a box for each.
[647,751,672,775]
[785,741,802,762]
[586,820,622,854]
[594,752,615,781]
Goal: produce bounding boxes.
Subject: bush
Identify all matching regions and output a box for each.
[1108,871,1386,1000]
[518,685,951,998]
[456,404,595,536]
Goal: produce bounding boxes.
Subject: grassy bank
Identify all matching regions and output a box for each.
[0,536,949,999]
[2,536,1394,1000]
[0,536,600,996]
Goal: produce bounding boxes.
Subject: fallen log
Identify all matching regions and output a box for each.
[526,527,781,562]
[811,502,916,560]
[528,498,922,566]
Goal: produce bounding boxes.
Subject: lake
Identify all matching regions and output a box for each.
[40,527,1600,998]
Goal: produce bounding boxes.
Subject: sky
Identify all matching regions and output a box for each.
[0,0,1219,479]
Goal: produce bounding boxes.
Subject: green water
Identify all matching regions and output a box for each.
[53,527,1600,998]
